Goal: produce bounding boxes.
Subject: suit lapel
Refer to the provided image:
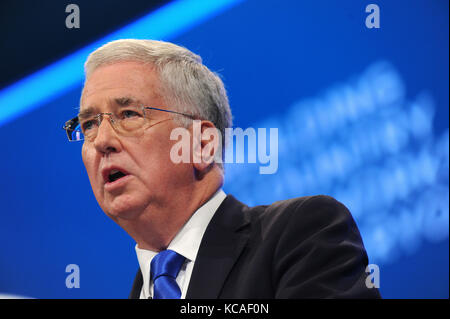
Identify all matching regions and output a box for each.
[186,195,250,298]
[128,195,250,299]
[129,268,143,299]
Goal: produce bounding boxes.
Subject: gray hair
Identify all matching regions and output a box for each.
[84,39,232,163]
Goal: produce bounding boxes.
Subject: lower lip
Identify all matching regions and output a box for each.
[104,174,132,192]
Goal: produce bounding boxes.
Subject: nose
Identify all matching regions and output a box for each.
[93,114,122,154]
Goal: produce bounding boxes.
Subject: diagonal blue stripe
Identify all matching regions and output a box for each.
[0,0,244,127]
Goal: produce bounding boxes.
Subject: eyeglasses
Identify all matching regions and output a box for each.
[63,106,197,142]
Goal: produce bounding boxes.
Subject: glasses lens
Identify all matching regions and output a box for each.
[65,108,150,142]
[70,123,84,141]
[64,117,84,142]
[117,108,147,134]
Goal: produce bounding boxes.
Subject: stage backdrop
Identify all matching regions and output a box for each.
[0,0,448,298]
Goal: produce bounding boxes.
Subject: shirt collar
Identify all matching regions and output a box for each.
[135,189,227,271]
[168,189,227,262]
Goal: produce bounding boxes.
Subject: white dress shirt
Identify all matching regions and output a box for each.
[135,189,227,299]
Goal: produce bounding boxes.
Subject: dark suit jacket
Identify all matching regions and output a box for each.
[129,194,381,298]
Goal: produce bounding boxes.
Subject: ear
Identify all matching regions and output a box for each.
[192,120,222,172]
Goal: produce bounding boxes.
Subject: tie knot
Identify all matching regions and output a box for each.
[150,249,185,281]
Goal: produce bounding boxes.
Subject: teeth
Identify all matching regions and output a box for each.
[108,169,126,183]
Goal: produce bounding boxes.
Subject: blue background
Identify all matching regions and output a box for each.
[0,0,448,298]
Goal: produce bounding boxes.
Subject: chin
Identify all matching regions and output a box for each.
[102,197,144,221]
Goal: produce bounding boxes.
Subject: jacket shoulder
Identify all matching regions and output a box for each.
[246,195,353,238]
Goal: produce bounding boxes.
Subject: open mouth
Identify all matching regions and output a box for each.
[107,169,128,183]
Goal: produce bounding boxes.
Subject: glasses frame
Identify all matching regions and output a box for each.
[63,106,198,142]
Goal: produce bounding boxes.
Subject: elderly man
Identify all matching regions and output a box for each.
[63,39,380,299]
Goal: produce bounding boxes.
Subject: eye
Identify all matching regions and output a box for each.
[81,119,97,132]
[122,109,142,118]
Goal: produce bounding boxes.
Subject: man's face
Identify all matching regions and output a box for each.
[81,61,192,222]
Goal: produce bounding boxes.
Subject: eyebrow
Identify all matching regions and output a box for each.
[78,96,143,120]
[114,96,142,106]
[77,107,95,121]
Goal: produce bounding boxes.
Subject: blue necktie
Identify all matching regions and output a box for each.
[150,249,185,299]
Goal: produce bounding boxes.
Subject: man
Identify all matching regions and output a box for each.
[64,39,380,299]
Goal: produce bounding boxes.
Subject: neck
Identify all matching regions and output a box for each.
[117,167,223,252]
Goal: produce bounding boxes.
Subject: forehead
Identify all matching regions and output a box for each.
[80,61,164,111]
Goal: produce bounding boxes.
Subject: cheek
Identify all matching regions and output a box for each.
[82,146,98,184]
[81,145,91,171]
[133,137,180,178]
